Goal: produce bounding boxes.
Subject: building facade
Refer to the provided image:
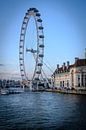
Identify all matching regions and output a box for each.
[52,50,86,90]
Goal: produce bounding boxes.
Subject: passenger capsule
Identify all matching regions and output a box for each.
[23,21,27,24]
[22,27,25,30]
[21,74,24,76]
[24,16,28,19]
[20,58,23,60]
[31,8,36,10]
[20,46,23,48]
[36,13,41,17]
[29,8,33,11]
[37,63,43,66]
[37,19,42,22]
[39,54,44,57]
[35,77,39,80]
[36,71,41,74]
[20,40,23,42]
[21,33,24,36]
[27,9,30,12]
[39,44,44,48]
[26,12,29,15]
[34,9,39,13]
[21,69,24,71]
[20,52,23,54]
[39,35,44,38]
[39,26,44,30]
[29,8,35,11]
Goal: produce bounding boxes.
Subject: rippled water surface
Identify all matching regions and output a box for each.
[0,92,86,130]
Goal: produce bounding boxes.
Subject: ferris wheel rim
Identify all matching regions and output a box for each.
[19,8,44,84]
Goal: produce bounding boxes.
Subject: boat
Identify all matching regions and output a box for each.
[0,89,9,95]
[8,87,24,94]
[0,86,24,95]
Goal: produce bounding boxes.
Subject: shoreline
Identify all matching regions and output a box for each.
[45,88,86,95]
[1,87,86,95]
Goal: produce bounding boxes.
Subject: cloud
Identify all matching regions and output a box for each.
[0,64,4,66]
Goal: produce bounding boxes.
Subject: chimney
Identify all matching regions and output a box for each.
[67,61,69,68]
[75,57,79,63]
[57,64,59,71]
[63,62,65,70]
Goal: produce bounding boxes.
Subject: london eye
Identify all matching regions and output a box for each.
[19,8,44,89]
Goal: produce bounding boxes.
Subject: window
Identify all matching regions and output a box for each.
[60,81,62,87]
[78,75,80,87]
[81,73,83,86]
[85,75,86,87]
[63,81,64,87]
[67,80,69,87]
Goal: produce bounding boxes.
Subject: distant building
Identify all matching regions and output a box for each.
[52,49,86,90]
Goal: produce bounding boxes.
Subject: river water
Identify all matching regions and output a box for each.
[0,91,86,130]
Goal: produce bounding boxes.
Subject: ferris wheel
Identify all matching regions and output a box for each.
[19,8,44,87]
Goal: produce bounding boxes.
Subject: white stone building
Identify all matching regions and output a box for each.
[52,50,86,90]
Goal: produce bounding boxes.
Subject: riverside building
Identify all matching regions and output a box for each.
[52,49,86,90]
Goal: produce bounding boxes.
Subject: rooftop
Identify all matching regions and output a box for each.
[52,58,86,75]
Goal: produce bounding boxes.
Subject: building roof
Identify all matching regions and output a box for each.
[52,59,86,76]
[74,59,86,67]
